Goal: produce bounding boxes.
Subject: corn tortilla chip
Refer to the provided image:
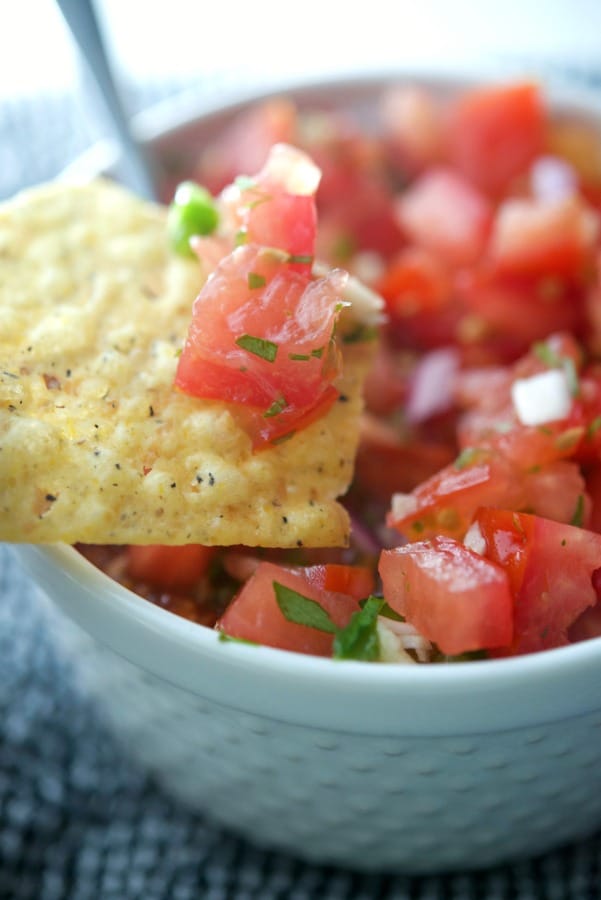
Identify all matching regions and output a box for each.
[0,180,375,547]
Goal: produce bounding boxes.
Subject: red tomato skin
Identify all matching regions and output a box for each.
[477,508,601,654]
[216,562,361,655]
[379,537,514,655]
[387,450,518,542]
[194,98,298,194]
[446,82,545,195]
[246,192,317,271]
[355,414,456,500]
[126,545,216,592]
[488,195,598,280]
[174,246,344,447]
[302,563,376,599]
[376,246,451,318]
[396,167,493,267]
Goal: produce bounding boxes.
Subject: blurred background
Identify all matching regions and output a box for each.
[1,0,600,201]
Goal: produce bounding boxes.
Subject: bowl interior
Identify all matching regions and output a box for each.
[45,70,601,732]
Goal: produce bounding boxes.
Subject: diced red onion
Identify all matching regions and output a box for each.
[405,347,460,423]
[349,512,383,555]
[531,155,578,203]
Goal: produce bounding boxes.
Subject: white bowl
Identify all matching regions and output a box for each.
[12,72,601,874]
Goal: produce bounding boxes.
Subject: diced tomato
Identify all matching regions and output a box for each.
[446,82,545,195]
[246,192,316,269]
[585,463,601,534]
[220,143,320,271]
[216,561,361,655]
[194,98,298,194]
[355,414,456,500]
[546,119,601,191]
[488,195,598,279]
[387,439,589,542]
[317,181,404,261]
[379,536,514,654]
[302,563,375,599]
[175,245,344,447]
[396,167,493,267]
[456,267,586,358]
[126,544,216,592]
[387,447,520,541]
[377,246,451,317]
[306,122,405,260]
[476,508,601,654]
[362,342,408,416]
[380,85,444,174]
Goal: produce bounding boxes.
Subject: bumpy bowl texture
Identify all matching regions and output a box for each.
[14,541,601,873]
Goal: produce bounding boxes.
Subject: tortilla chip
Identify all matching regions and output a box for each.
[0,180,375,547]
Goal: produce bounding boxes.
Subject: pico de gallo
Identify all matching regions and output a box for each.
[78,78,601,663]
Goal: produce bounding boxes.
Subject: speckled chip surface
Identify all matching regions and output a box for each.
[0,180,373,547]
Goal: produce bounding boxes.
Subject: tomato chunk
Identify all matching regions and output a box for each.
[396,167,492,267]
[379,537,513,655]
[175,245,345,447]
[126,544,216,592]
[216,562,361,655]
[476,508,601,654]
[446,82,545,195]
[488,195,598,279]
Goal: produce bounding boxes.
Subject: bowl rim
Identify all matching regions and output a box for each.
[16,539,601,734]
[19,67,601,734]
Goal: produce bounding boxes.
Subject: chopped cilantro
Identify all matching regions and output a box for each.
[235,334,278,362]
[533,340,580,396]
[273,582,337,634]
[588,415,601,439]
[271,430,296,445]
[264,396,287,418]
[333,596,384,661]
[288,254,314,265]
[570,494,585,528]
[454,447,481,470]
[217,632,259,646]
[247,272,266,290]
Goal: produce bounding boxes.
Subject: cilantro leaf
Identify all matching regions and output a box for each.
[333,595,384,661]
[247,272,266,290]
[273,582,338,634]
[533,340,580,396]
[235,334,278,362]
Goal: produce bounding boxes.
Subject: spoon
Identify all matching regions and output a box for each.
[55,0,157,200]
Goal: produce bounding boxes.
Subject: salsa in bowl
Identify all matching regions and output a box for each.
[10,70,601,873]
[81,73,601,665]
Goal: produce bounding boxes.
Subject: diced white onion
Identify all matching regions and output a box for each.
[313,260,386,325]
[510,369,573,426]
[531,155,577,203]
[376,620,416,663]
[390,492,419,520]
[463,521,486,556]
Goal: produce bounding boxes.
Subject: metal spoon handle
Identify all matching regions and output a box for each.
[56,0,157,199]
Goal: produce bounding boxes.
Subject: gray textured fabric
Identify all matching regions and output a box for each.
[2,73,601,898]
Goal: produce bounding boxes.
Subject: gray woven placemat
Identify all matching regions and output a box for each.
[2,69,601,899]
